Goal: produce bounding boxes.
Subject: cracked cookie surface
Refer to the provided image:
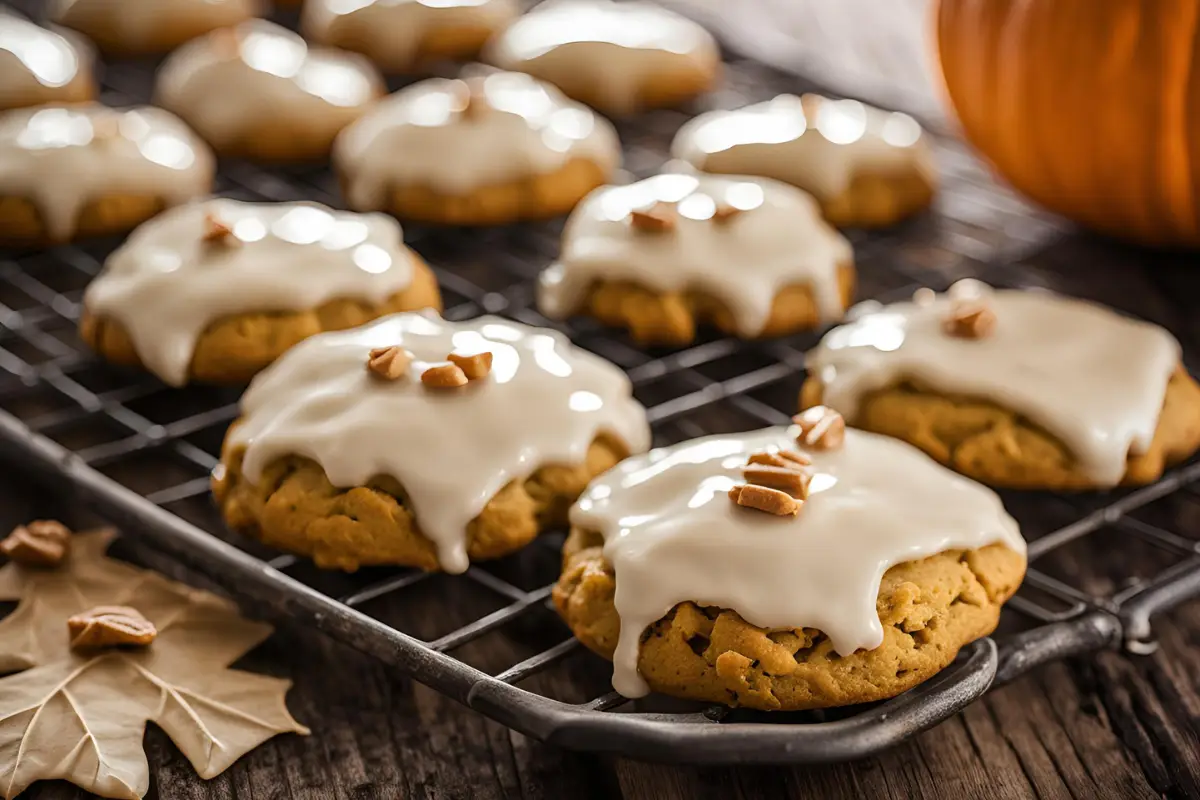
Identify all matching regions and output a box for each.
[554,527,1024,711]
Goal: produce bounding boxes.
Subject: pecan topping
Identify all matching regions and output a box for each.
[711,205,742,224]
[0,520,71,568]
[793,406,845,450]
[743,463,812,499]
[943,301,997,339]
[367,346,412,380]
[747,450,812,468]
[201,213,237,246]
[448,350,493,380]
[89,114,121,141]
[421,363,469,389]
[629,202,676,233]
[68,606,157,652]
[728,484,802,516]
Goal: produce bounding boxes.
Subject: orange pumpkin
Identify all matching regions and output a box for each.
[936,0,1200,247]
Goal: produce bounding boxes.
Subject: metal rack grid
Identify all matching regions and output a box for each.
[3,4,1200,765]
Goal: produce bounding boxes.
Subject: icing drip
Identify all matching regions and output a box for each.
[806,284,1182,486]
[230,312,652,573]
[537,173,852,334]
[483,0,718,115]
[672,94,935,202]
[0,14,90,106]
[51,0,262,51]
[84,199,419,387]
[303,0,518,71]
[334,70,620,206]
[0,103,214,241]
[156,20,383,149]
[571,426,1025,698]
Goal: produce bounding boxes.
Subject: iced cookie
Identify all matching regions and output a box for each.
[303,0,519,74]
[80,199,441,386]
[334,70,620,225]
[0,104,215,248]
[156,20,384,162]
[483,0,720,116]
[672,94,937,228]
[50,0,264,57]
[554,422,1026,710]
[0,14,95,110]
[802,282,1200,490]
[213,312,652,572]
[537,173,855,345]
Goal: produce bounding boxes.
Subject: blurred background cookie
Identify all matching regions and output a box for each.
[538,173,854,345]
[156,20,384,162]
[49,0,265,58]
[80,199,442,386]
[0,13,95,110]
[483,0,720,115]
[213,313,651,572]
[302,0,518,74]
[672,94,936,227]
[334,70,620,225]
[0,103,214,247]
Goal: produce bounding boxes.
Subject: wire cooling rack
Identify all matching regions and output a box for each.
[3,2,1200,766]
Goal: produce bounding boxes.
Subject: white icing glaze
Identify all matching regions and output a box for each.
[0,103,215,242]
[51,0,262,52]
[537,173,853,334]
[156,20,383,152]
[483,0,719,115]
[671,94,936,202]
[0,14,92,109]
[334,70,620,206]
[571,426,1025,698]
[229,312,652,573]
[84,199,420,387]
[303,0,519,72]
[807,284,1182,486]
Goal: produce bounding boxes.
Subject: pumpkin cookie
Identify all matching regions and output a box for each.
[156,20,384,162]
[334,70,620,225]
[80,199,441,387]
[483,0,720,116]
[49,0,264,57]
[0,104,215,248]
[213,312,651,572]
[803,282,1200,489]
[537,173,855,345]
[554,424,1027,710]
[672,94,937,228]
[0,14,95,110]
[302,0,518,74]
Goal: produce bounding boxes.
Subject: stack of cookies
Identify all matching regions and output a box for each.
[4,0,1196,717]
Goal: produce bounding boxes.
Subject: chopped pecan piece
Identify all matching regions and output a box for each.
[629,202,677,233]
[367,346,412,380]
[0,520,71,567]
[728,484,802,516]
[943,301,997,339]
[448,351,493,380]
[793,406,845,450]
[68,606,157,652]
[421,363,469,389]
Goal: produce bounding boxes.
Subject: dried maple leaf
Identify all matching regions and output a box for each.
[0,530,309,799]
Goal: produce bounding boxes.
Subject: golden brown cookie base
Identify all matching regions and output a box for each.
[513,57,721,116]
[800,367,1200,490]
[80,254,443,386]
[213,435,630,572]
[162,94,382,163]
[348,157,611,226]
[820,168,936,229]
[567,262,856,346]
[0,194,168,249]
[53,6,258,57]
[313,20,497,73]
[0,74,96,112]
[554,528,1025,711]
